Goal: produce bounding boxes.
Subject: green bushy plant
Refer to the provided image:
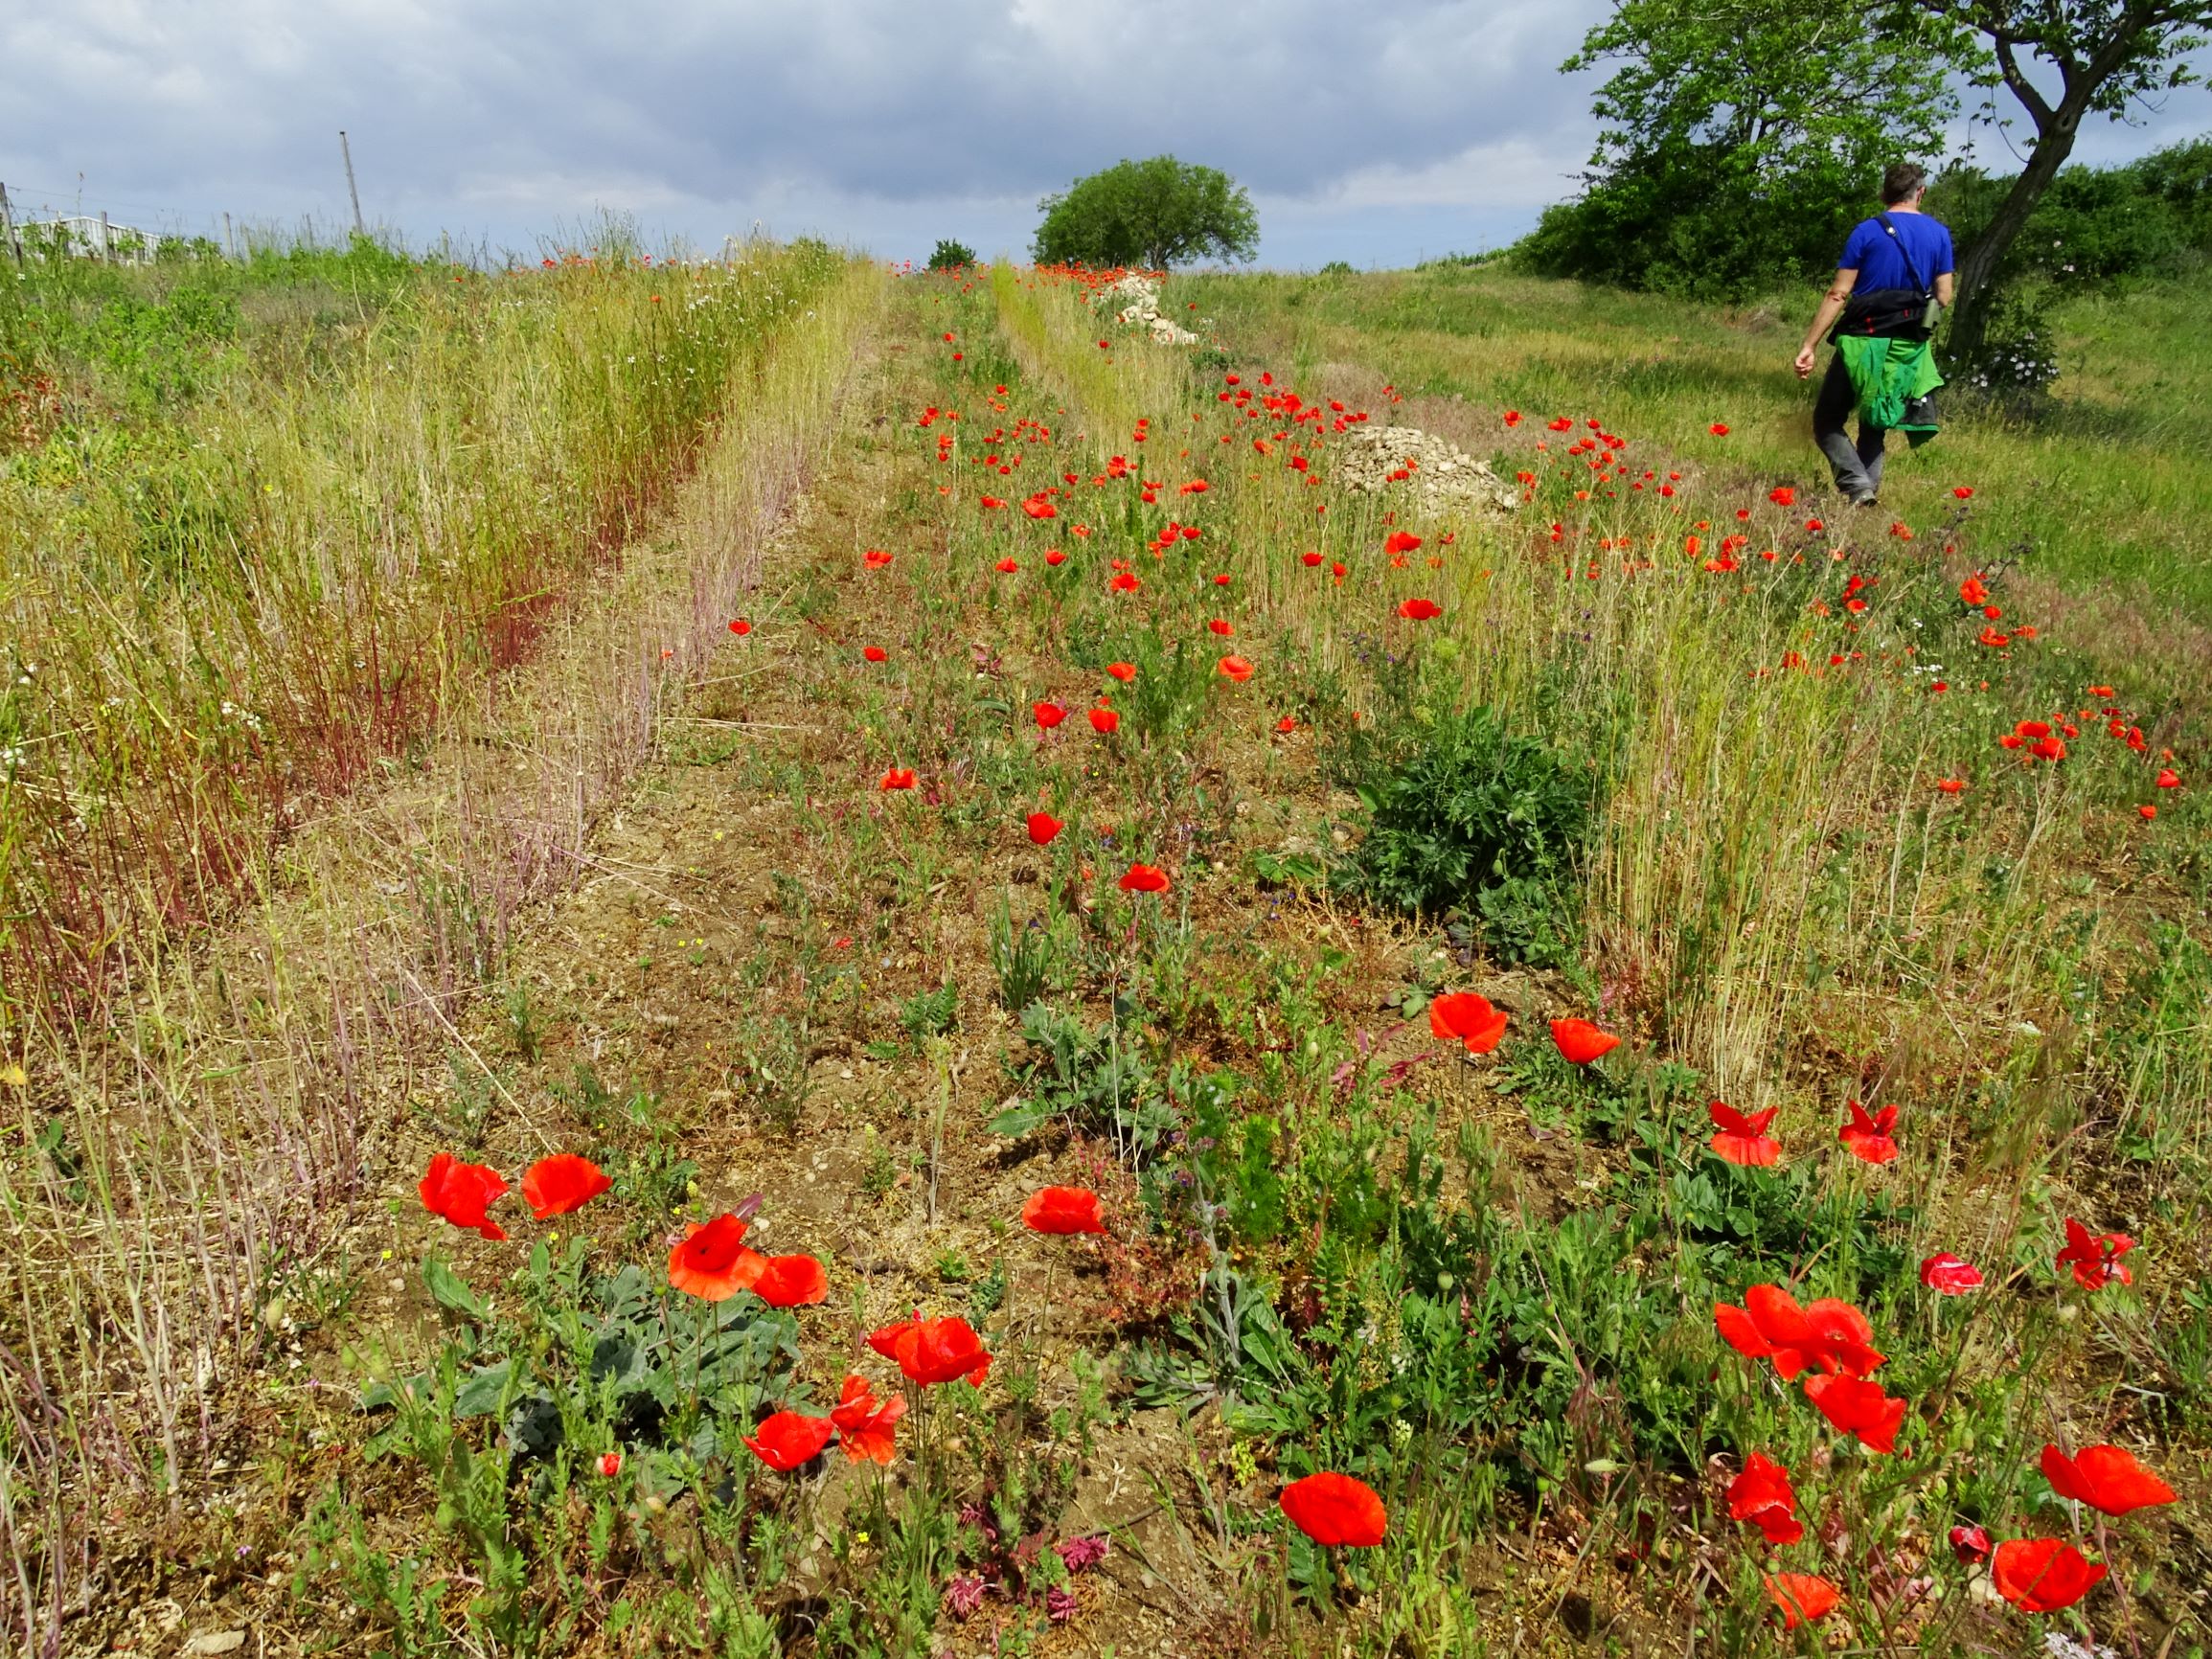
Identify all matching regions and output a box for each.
[927,239,977,271]
[1337,704,1594,963]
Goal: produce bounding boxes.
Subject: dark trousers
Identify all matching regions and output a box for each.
[1813,352,1885,501]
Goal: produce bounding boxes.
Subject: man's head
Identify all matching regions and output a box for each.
[1881,163,1928,206]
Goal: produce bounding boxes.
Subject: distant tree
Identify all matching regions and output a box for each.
[926,239,976,271]
[1033,157,1259,271]
[1522,0,1953,297]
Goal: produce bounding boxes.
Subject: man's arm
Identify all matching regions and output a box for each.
[1934,271,1955,307]
[1795,269,1858,379]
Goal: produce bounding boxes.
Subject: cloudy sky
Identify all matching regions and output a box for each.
[4,1,2206,269]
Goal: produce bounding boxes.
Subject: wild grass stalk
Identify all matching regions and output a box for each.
[0,249,885,1648]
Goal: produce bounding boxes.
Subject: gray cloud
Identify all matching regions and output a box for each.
[3,2,2201,268]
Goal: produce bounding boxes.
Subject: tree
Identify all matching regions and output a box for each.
[926,239,976,271]
[1897,0,2212,358]
[1527,0,1954,296]
[1033,157,1259,271]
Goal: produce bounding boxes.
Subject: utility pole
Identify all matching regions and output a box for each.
[339,130,365,238]
[99,211,112,263]
[223,211,235,261]
[0,183,21,266]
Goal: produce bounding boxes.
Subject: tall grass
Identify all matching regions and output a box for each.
[997,262,2201,1130]
[0,233,844,1033]
[0,238,884,1649]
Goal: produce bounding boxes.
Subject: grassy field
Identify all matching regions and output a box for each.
[1176,263,2212,669]
[3,251,2209,1658]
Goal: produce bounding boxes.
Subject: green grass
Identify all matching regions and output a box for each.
[1175,263,2212,638]
[7,254,2208,1656]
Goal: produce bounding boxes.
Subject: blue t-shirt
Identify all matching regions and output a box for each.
[1839,212,1953,293]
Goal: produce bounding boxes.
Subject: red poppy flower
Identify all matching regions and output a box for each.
[1836,1100,1898,1165]
[1547,417,1573,432]
[1920,1253,1984,1294]
[1301,551,1323,567]
[1953,485,1974,499]
[1022,497,1058,519]
[2156,767,2180,788]
[979,495,1006,510]
[1767,487,1796,507]
[1992,1538,2107,1613]
[831,1374,906,1464]
[1949,1523,1991,1563]
[1088,706,1119,735]
[2054,1217,2134,1290]
[2041,1443,2177,1516]
[1118,862,1170,894]
[1034,700,1067,730]
[1762,1574,1837,1629]
[994,557,1020,574]
[1022,1186,1106,1235]
[669,1214,765,1301]
[729,618,752,636]
[863,646,888,663]
[1802,1374,1906,1452]
[1428,991,1509,1055]
[1275,716,1297,733]
[1207,618,1234,637]
[869,1313,992,1387]
[1728,1452,1803,1544]
[520,1154,611,1219]
[751,1254,829,1307]
[1382,532,1423,557]
[1550,1018,1619,1064]
[864,550,893,568]
[1709,1102,1781,1167]
[1044,548,1066,566]
[1504,409,1522,425]
[880,767,917,791]
[1108,571,1140,593]
[744,1410,835,1471]
[1398,598,1442,621]
[1709,422,1731,437]
[598,1451,622,1477]
[1217,654,1254,683]
[1105,662,1136,682]
[1279,1472,1387,1547]
[1936,778,1965,794]
[1027,811,1063,846]
[2139,804,2157,820]
[1714,1284,1884,1379]
[420,1153,509,1240]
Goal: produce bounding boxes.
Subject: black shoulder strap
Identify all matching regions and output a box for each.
[1876,212,1927,296]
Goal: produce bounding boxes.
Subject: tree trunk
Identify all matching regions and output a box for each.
[1946,99,2087,363]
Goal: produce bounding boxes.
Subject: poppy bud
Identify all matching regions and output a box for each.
[599,1451,623,1478]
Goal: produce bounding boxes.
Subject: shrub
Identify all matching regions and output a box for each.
[926,239,977,271]
[1337,706,1593,963]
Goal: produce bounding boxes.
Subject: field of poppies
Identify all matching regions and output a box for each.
[7,250,2211,1658]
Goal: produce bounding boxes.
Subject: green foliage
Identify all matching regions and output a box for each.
[1929,136,2212,288]
[926,239,978,271]
[992,1000,1169,1155]
[1337,705,1594,963]
[1517,0,1952,297]
[1033,156,1259,270]
[989,897,1075,1011]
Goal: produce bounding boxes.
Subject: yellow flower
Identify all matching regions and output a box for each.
[0,1063,26,1088]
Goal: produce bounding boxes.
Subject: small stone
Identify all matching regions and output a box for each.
[185,1634,245,1656]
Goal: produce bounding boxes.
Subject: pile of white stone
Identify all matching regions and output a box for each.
[1091,273,1199,345]
[1334,423,1520,513]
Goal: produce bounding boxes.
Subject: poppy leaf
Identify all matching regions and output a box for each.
[422,1257,489,1321]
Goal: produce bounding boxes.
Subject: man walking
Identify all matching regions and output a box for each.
[1794,163,1955,506]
